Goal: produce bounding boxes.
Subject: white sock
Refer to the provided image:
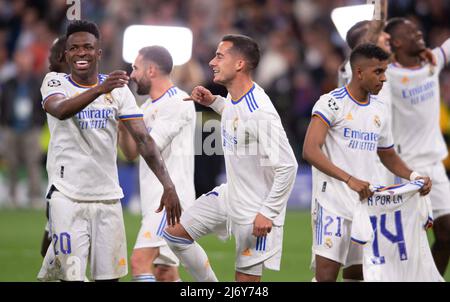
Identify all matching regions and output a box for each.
[163,231,218,282]
[132,273,156,282]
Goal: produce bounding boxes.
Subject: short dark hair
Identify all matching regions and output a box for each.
[346,20,370,50]
[222,34,260,71]
[139,45,173,74]
[350,43,390,67]
[384,17,406,39]
[66,20,100,40]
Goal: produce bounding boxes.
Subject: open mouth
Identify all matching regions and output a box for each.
[73,60,91,70]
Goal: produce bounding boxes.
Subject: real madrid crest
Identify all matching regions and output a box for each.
[104,93,113,105]
[151,109,158,121]
[374,115,381,128]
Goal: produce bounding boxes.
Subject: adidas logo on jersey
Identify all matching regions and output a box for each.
[345,112,353,120]
[241,248,252,256]
[401,76,409,84]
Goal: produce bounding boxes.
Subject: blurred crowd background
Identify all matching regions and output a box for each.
[0,0,449,210]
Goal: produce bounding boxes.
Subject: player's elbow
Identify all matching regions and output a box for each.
[47,105,72,120]
[302,143,314,165]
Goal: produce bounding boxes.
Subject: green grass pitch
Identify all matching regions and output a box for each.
[0,209,448,282]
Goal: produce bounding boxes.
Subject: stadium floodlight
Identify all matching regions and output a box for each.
[331,4,375,41]
[122,25,193,66]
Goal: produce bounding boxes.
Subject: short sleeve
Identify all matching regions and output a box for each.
[377,102,394,150]
[433,38,450,72]
[311,94,340,127]
[40,72,67,109]
[117,85,143,121]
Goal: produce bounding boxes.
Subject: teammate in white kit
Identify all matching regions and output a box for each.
[385,17,450,276]
[351,180,443,282]
[303,43,431,282]
[39,20,181,281]
[40,35,69,259]
[163,34,298,282]
[118,46,196,282]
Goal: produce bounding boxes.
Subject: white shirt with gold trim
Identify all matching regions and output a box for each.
[311,86,394,219]
[41,72,143,201]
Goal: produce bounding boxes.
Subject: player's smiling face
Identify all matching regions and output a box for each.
[209,41,239,85]
[396,20,426,55]
[65,32,101,77]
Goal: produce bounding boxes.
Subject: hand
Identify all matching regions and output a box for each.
[416,176,432,196]
[156,186,182,226]
[252,213,273,237]
[346,176,373,201]
[97,70,129,94]
[419,48,437,66]
[183,86,216,106]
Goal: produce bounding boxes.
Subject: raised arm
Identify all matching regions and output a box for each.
[121,118,181,225]
[44,70,129,120]
[302,116,373,201]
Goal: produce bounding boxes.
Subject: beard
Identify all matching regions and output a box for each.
[135,79,151,95]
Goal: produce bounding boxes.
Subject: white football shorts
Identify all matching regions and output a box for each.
[47,191,127,281]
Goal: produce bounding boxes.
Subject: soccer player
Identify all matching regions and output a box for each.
[39,20,181,281]
[351,180,443,282]
[40,35,69,259]
[118,46,196,282]
[303,43,431,282]
[385,17,450,275]
[163,34,298,282]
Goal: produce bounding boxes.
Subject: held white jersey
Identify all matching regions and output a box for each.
[351,180,443,282]
[41,72,143,201]
[387,40,450,167]
[139,86,196,215]
[311,86,394,220]
[217,83,298,225]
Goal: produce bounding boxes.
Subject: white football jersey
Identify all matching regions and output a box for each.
[351,180,443,282]
[41,72,143,201]
[338,61,395,184]
[311,86,394,220]
[387,39,450,167]
[210,83,298,225]
[139,86,196,215]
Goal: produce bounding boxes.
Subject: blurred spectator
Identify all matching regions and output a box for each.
[0,49,45,207]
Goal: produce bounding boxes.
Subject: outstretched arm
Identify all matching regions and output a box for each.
[44,70,129,120]
[121,118,181,225]
[184,86,225,115]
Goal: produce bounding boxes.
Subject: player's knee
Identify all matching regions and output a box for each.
[130,250,154,272]
[164,224,193,240]
[155,265,179,282]
[163,229,194,252]
[434,216,450,248]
